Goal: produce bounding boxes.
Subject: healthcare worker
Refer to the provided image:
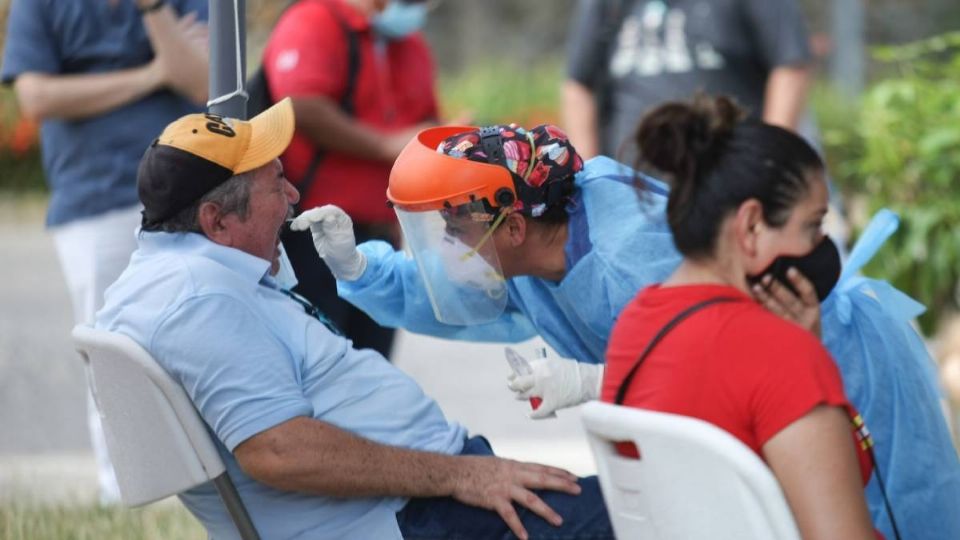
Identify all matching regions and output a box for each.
[291,123,960,539]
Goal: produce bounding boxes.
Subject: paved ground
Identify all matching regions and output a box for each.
[0,197,594,505]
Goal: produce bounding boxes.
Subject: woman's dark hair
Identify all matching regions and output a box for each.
[633,94,825,258]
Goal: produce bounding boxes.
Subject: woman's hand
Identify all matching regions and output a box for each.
[751,267,822,338]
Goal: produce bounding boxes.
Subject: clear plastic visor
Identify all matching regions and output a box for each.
[395,201,508,325]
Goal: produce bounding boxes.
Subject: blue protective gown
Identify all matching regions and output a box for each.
[340,157,960,539]
[343,157,681,362]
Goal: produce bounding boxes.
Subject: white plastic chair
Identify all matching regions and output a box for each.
[581,401,800,540]
[72,325,260,540]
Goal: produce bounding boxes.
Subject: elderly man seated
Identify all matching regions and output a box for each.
[96,98,612,540]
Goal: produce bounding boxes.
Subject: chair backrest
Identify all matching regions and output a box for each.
[72,325,226,507]
[580,401,801,540]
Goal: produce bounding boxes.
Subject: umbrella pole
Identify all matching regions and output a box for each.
[208,0,248,119]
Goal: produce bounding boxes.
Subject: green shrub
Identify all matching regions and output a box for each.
[812,85,863,196]
[0,148,46,192]
[0,86,45,193]
[439,59,563,128]
[819,32,960,334]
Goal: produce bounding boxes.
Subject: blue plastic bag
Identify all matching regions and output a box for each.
[821,210,960,539]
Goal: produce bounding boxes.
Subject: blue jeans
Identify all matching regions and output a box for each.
[396,436,614,540]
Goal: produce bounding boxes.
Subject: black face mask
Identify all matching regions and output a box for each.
[747,236,841,302]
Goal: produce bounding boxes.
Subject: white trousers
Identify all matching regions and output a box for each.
[51,204,141,504]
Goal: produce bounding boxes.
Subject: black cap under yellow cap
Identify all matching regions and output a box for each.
[138,97,295,229]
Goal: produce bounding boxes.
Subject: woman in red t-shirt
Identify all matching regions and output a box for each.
[602,96,878,539]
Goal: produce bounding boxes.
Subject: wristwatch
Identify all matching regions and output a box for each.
[138,0,166,14]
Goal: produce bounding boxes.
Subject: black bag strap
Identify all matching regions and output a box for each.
[866,440,903,540]
[614,296,739,406]
[611,292,903,540]
[294,2,361,207]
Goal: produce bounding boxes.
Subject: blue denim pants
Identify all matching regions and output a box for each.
[396,436,614,540]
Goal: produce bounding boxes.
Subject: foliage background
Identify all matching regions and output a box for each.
[815,33,960,334]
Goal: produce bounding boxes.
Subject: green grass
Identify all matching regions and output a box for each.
[0,502,205,540]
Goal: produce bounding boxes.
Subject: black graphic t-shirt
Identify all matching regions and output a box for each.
[567,0,811,159]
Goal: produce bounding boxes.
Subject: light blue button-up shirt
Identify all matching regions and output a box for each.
[97,231,467,540]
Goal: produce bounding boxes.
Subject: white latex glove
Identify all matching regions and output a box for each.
[290,205,367,281]
[506,356,604,419]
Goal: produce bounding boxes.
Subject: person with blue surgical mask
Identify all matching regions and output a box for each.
[372,0,429,38]
[292,121,960,539]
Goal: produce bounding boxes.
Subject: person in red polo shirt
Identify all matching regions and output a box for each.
[263,0,437,357]
[602,95,884,539]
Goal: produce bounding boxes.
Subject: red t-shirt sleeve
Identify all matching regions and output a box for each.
[263,2,349,101]
[737,320,850,448]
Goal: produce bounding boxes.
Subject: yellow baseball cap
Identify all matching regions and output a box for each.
[138,97,295,228]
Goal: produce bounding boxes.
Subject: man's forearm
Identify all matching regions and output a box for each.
[234,415,581,539]
[291,96,397,162]
[235,416,462,498]
[14,68,161,121]
[763,64,813,132]
[561,80,600,159]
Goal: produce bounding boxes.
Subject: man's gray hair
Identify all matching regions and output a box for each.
[153,170,256,233]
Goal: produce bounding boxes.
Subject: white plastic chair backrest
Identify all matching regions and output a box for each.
[72,325,225,507]
[581,401,801,540]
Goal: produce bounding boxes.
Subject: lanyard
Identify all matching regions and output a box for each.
[279,288,342,336]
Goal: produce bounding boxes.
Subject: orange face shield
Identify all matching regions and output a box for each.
[385,126,517,325]
[387,126,518,213]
